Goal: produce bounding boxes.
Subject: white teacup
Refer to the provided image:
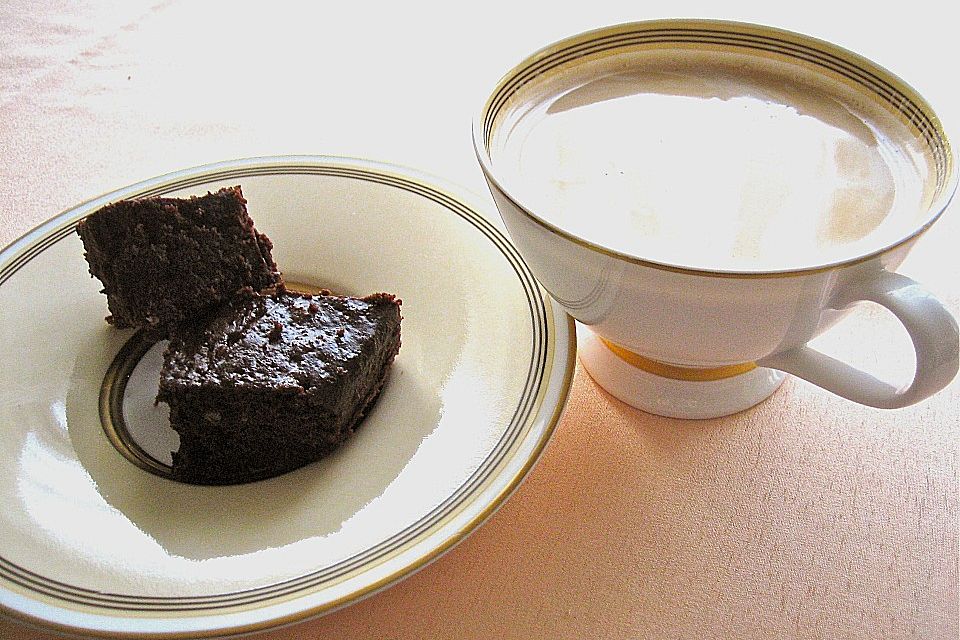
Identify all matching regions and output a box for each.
[474,20,958,418]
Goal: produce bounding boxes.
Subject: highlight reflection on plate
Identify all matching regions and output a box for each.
[0,156,575,638]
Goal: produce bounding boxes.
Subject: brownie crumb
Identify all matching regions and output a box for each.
[267,321,283,343]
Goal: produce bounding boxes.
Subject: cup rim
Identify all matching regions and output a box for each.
[472,18,959,279]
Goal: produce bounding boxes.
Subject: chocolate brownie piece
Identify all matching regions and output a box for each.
[77,186,282,335]
[156,289,402,485]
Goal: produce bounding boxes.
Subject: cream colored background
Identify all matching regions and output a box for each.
[1,1,956,638]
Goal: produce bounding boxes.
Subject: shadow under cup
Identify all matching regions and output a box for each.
[474,20,958,418]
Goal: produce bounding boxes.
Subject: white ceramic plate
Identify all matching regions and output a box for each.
[0,156,575,638]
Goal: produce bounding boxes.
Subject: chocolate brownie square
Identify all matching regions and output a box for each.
[156,289,402,485]
[77,186,282,335]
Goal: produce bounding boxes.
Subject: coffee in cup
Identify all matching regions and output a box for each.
[489,50,936,273]
[475,20,958,418]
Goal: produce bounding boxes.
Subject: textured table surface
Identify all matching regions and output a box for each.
[1,1,957,638]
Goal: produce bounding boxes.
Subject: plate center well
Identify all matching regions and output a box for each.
[100,331,176,478]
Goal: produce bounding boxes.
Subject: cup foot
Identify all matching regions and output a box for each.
[577,326,786,419]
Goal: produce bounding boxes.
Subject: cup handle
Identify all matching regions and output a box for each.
[758,270,959,408]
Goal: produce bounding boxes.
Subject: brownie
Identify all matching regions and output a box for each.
[77,186,282,335]
[156,289,402,485]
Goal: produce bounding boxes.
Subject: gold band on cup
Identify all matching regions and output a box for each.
[600,338,758,381]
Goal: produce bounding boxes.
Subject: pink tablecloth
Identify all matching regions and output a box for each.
[1,2,956,638]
